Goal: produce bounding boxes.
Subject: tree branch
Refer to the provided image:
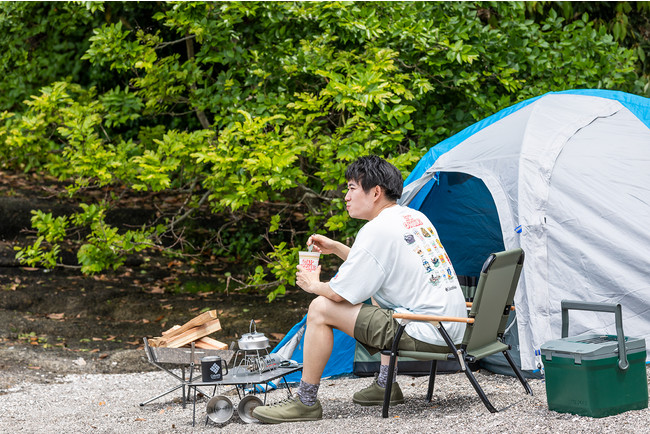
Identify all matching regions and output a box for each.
[185,36,212,129]
[170,189,211,230]
[155,34,196,50]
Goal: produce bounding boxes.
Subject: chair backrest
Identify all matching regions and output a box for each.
[462,248,525,353]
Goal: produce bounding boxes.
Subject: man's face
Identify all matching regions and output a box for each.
[344,180,376,220]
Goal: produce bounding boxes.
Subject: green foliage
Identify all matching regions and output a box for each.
[14,203,157,275]
[1,1,648,299]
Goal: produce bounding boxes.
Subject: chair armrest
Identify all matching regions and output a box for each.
[392,313,475,324]
[465,302,515,311]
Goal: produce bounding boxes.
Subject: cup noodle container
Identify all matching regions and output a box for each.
[299,251,321,272]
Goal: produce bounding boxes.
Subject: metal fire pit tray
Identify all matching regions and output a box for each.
[140,337,234,407]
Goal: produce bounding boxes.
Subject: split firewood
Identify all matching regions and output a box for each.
[147,310,224,348]
[159,318,222,348]
[159,310,217,341]
[194,336,228,350]
[162,325,181,335]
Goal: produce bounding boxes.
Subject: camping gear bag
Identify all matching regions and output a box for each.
[540,301,648,418]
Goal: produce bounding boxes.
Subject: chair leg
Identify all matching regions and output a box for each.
[426,360,437,402]
[461,364,498,413]
[382,324,406,418]
[382,353,398,418]
[436,323,498,413]
[503,350,533,396]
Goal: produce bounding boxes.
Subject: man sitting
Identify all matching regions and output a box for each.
[253,155,467,423]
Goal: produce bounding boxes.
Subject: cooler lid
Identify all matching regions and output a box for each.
[540,333,646,362]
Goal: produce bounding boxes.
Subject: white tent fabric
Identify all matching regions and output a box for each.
[400,91,650,370]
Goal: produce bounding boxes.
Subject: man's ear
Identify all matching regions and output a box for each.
[373,185,383,199]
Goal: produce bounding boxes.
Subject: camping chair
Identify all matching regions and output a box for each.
[381,248,533,417]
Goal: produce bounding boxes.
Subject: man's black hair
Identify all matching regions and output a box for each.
[345,155,403,201]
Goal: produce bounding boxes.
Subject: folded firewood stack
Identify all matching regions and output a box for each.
[148,310,228,350]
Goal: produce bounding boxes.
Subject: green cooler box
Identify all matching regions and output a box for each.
[541,301,648,418]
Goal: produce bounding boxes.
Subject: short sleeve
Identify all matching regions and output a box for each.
[329,245,387,305]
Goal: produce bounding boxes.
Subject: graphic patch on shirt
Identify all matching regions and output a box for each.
[401,217,452,288]
[402,214,424,229]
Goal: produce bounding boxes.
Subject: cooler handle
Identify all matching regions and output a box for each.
[560,300,628,371]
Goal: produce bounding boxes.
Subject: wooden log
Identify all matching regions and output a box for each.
[193,336,229,350]
[162,319,223,348]
[162,325,181,335]
[156,310,218,345]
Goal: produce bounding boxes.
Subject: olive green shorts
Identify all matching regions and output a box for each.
[353,304,449,355]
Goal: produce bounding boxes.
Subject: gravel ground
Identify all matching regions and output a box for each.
[1,363,648,433]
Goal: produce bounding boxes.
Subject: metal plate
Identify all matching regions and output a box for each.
[206,395,234,424]
[237,395,263,424]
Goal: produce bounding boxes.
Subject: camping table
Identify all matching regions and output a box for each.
[188,364,303,426]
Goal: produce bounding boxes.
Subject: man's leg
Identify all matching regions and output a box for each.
[376,353,396,387]
[252,296,361,424]
[301,295,361,384]
[351,305,404,406]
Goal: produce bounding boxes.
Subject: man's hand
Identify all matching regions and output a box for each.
[296,264,321,294]
[296,264,345,302]
[308,234,351,260]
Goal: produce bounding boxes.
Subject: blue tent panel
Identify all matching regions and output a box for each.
[418,172,504,278]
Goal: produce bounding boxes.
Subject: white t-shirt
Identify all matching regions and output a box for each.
[329,205,467,346]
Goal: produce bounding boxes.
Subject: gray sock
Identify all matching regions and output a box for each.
[376,364,397,388]
[297,380,319,406]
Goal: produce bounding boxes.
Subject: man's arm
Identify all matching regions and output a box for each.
[302,280,346,303]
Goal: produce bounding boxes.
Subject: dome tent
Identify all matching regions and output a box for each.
[401,89,650,371]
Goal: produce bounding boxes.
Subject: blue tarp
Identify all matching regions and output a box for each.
[271,314,357,383]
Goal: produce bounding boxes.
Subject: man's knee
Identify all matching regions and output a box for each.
[307,296,358,329]
[307,296,332,323]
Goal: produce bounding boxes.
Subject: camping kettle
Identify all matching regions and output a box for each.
[237,320,269,350]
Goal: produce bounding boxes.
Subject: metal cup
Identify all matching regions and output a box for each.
[201,356,229,382]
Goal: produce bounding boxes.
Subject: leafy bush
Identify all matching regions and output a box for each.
[1,2,647,301]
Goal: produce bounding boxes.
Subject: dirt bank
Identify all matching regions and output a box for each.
[0,247,314,391]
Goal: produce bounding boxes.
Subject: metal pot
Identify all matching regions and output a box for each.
[238,320,269,350]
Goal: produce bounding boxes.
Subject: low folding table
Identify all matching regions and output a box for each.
[188,364,303,426]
